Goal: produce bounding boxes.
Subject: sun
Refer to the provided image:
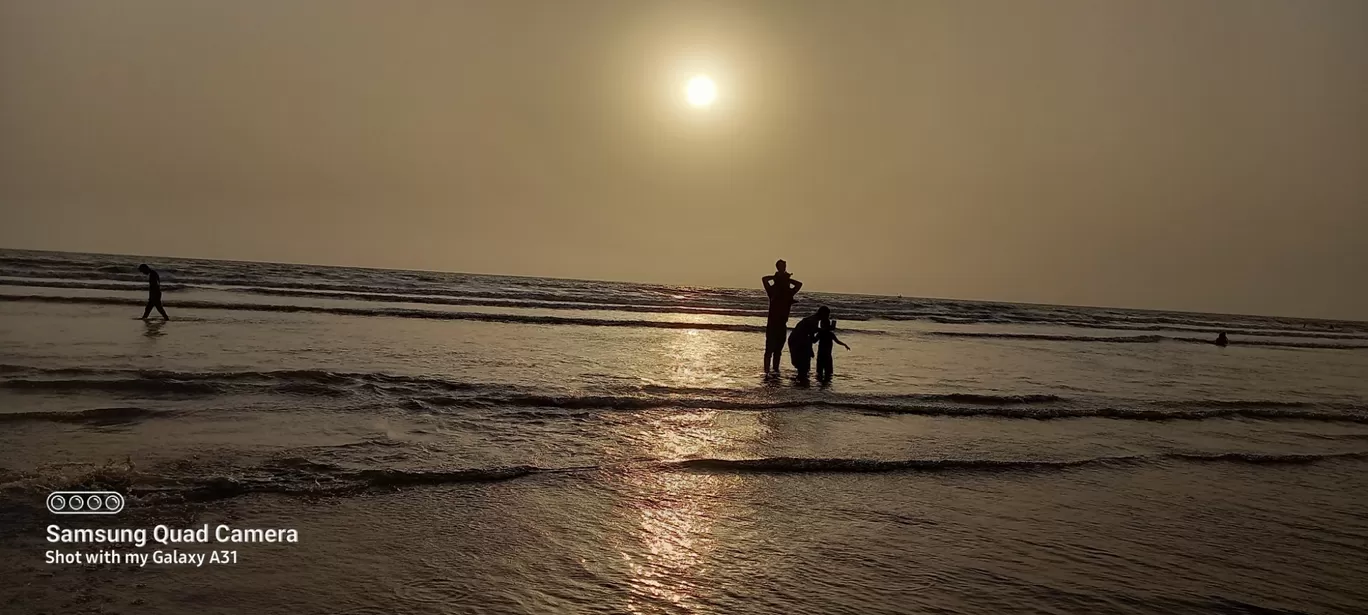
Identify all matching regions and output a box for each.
[685,75,717,108]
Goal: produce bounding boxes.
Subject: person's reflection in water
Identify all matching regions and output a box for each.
[143,320,166,338]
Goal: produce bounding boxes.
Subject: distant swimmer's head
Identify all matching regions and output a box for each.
[775,259,787,274]
[138,264,151,274]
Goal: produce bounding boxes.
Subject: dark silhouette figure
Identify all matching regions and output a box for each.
[1214,332,1228,347]
[138,264,168,320]
[815,318,851,381]
[788,306,830,379]
[762,260,802,372]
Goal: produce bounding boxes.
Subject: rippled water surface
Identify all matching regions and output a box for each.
[2,249,1367,614]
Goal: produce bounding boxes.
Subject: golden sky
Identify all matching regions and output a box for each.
[2,1,1365,319]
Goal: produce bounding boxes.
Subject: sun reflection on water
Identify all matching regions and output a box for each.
[613,407,763,614]
[662,327,724,388]
[621,470,737,614]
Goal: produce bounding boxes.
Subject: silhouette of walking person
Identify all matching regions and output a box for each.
[762,260,802,372]
[138,264,169,320]
[815,318,851,381]
[788,306,829,379]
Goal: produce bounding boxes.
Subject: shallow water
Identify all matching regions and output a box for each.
[2,249,1367,614]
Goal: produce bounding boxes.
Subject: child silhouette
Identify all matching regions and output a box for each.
[815,318,850,380]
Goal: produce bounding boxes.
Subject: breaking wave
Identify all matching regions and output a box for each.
[924,330,1368,350]
[1152,399,1313,409]
[928,331,1167,343]
[141,465,545,502]
[226,286,772,318]
[27,450,1360,504]
[2,364,1365,424]
[0,294,890,334]
[665,450,1368,474]
[0,378,223,395]
[0,365,480,399]
[0,406,175,425]
[0,278,184,293]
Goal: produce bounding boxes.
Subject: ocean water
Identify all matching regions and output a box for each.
[2,248,1367,615]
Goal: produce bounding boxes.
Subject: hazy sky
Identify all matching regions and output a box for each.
[2,1,1365,319]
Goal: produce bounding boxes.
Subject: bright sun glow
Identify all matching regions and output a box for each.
[685,75,717,107]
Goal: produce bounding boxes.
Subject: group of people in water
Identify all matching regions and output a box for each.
[137,257,1230,364]
[763,259,849,380]
[134,258,852,379]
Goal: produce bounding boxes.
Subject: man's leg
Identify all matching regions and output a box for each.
[154,299,169,320]
[142,299,154,319]
[765,326,784,372]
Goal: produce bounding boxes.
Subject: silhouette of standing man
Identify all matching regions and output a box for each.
[762,259,802,372]
[138,264,169,320]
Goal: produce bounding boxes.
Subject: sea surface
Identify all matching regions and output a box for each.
[2,248,1367,614]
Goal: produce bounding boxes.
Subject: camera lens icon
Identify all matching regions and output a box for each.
[47,491,124,515]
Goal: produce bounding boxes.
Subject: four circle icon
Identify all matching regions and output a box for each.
[47,491,124,515]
